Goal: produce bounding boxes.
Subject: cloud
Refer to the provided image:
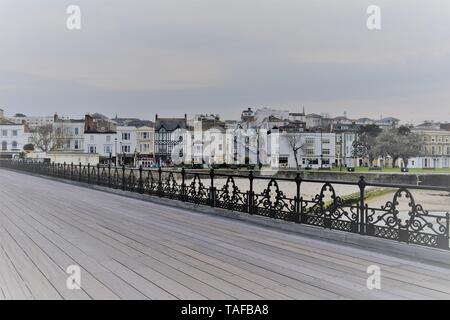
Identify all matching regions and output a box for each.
[0,0,449,123]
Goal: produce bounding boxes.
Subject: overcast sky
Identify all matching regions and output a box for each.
[0,0,449,123]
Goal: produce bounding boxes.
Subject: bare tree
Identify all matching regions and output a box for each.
[352,124,382,167]
[30,124,65,153]
[286,130,306,170]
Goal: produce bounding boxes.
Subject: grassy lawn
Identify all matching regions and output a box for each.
[322,167,450,174]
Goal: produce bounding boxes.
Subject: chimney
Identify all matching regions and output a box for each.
[85,114,94,132]
[184,113,187,121]
[53,112,58,122]
[22,121,30,133]
[0,108,3,119]
[155,114,158,121]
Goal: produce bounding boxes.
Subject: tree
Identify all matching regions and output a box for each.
[352,124,382,167]
[396,130,423,170]
[23,143,35,152]
[375,126,422,168]
[374,129,400,167]
[285,130,306,170]
[374,126,422,169]
[29,125,65,153]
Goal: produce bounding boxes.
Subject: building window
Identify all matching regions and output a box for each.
[105,145,112,154]
[75,128,79,135]
[306,148,315,155]
[279,157,288,166]
[12,130,18,137]
[122,133,130,140]
[1,130,7,137]
[122,145,131,153]
[106,135,111,142]
[88,146,96,153]
[322,149,330,155]
[140,143,149,153]
[306,138,315,144]
[2,141,7,150]
[12,141,18,149]
[74,140,80,150]
[90,135,94,141]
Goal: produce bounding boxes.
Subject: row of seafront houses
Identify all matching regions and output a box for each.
[0,107,449,169]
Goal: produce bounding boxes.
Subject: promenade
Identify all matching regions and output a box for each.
[0,169,449,299]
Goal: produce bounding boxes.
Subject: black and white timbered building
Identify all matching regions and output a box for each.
[154,114,188,164]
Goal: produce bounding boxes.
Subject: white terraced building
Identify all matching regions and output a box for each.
[0,112,29,159]
[407,122,450,169]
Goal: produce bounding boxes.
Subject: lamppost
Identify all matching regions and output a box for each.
[134,150,138,168]
[114,138,118,166]
[319,127,323,169]
[119,142,123,166]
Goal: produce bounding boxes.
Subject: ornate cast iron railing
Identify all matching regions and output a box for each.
[1,160,449,250]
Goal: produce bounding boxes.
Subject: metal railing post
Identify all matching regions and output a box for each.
[122,164,126,191]
[97,163,100,185]
[157,167,163,197]
[108,164,111,188]
[358,176,366,235]
[294,173,302,223]
[87,163,91,184]
[181,167,186,202]
[138,165,143,194]
[445,212,450,250]
[209,168,215,207]
[248,170,254,214]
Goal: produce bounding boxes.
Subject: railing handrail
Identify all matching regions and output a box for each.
[92,163,450,192]
[4,159,450,191]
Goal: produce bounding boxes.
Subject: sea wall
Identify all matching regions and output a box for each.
[189,169,448,187]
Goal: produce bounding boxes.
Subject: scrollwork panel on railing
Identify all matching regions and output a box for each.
[366,188,449,248]
[162,172,181,199]
[186,174,209,205]
[215,176,247,212]
[252,179,296,221]
[301,183,359,232]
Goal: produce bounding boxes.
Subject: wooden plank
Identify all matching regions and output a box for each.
[0,195,119,300]
[0,224,62,299]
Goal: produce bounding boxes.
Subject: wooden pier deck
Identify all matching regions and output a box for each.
[0,168,449,300]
